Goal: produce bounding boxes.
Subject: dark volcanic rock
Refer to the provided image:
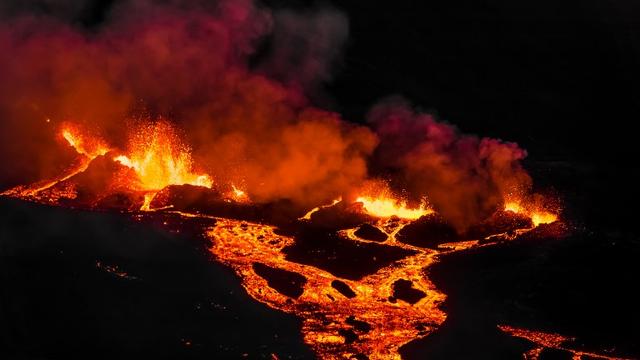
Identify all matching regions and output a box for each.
[346,316,372,333]
[392,279,426,304]
[396,215,459,248]
[538,348,573,359]
[307,201,373,230]
[45,154,143,210]
[400,223,639,359]
[331,280,357,298]
[0,197,314,359]
[70,154,130,195]
[152,185,304,225]
[150,184,222,210]
[95,192,144,211]
[338,329,359,344]
[464,210,533,240]
[354,223,388,242]
[252,262,307,298]
[284,227,415,280]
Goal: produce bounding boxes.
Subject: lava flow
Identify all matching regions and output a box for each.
[2,121,627,360]
[206,215,445,359]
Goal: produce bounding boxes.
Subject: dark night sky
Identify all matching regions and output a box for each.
[328,0,639,162]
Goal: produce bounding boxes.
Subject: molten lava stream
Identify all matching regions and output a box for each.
[194,190,564,359]
[204,193,485,359]
[206,217,447,359]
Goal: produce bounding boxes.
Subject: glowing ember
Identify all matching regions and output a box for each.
[356,195,432,220]
[228,184,250,203]
[113,121,213,192]
[96,260,138,280]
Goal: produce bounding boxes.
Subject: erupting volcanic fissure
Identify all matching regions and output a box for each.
[113,121,213,192]
[2,119,623,359]
[112,121,213,210]
[0,0,627,358]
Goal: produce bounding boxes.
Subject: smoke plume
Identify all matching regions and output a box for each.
[0,0,536,226]
[368,97,532,229]
[0,0,376,207]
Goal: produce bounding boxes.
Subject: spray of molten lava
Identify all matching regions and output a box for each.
[227,184,250,203]
[61,124,110,159]
[356,195,431,220]
[354,182,432,220]
[504,200,558,227]
[113,121,213,192]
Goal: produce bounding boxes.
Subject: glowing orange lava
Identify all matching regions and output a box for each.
[299,197,342,220]
[498,325,630,360]
[226,184,250,203]
[1,124,110,198]
[504,200,558,227]
[61,124,110,158]
[113,121,213,192]
[206,216,448,359]
[356,195,432,220]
